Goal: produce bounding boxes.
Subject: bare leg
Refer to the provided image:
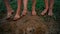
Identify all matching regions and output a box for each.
[48,0,54,16]
[4,0,13,19]
[22,0,28,16]
[32,0,36,16]
[41,0,48,16]
[13,0,22,20]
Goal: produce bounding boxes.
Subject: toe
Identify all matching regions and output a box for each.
[13,16,20,21]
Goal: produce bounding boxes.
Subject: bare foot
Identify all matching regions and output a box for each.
[13,15,20,21]
[48,9,53,16]
[22,9,27,16]
[32,10,36,16]
[6,10,14,19]
[41,9,48,16]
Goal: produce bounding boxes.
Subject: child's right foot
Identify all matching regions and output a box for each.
[13,14,20,21]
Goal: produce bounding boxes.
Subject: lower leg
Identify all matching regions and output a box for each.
[32,0,36,15]
[48,0,54,16]
[22,0,28,15]
[41,0,48,15]
[4,0,13,18]
[13,0,22,20]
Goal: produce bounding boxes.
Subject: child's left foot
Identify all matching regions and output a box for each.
[22,9,27,16]
[6,10,14,20]
[32,11,36,16]
[48,9,53,16]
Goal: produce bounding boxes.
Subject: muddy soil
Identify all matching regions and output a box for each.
[0,12,60,34]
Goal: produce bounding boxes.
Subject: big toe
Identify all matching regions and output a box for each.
[13,16,20,21]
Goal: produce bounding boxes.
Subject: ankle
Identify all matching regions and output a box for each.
[15,14,20,16]
[45,8,48,10]
[23,8,27,10]
[32,10,35,11]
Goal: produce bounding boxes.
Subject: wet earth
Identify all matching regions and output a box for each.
[0,12,60,34]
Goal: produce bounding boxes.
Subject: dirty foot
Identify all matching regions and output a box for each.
[6,10,14,20]
[21,9,27,16]
[48,10,53,16]
[32,10,37,16]
[13,15,20,21]
[41,9,48,16]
